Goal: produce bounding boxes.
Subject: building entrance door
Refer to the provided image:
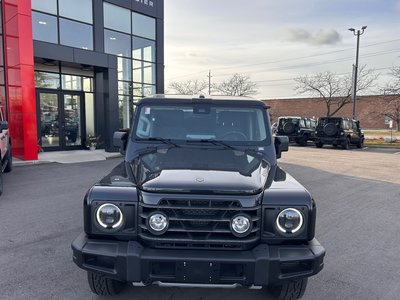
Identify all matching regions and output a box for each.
[37,90,86,151]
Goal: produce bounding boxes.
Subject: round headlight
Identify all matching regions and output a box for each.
[96,203,123,229]
[231,215,251,237]
[148,212,168,235]
[276,208,303,234]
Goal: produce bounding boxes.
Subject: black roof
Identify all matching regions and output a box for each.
[138,94,270,108]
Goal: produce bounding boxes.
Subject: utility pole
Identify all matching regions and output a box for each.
[348,26,367,119]
[207,70,212,95]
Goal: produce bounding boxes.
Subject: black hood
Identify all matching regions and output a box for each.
[131,147,271,195]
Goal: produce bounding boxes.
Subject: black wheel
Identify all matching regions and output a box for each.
[87,271,126,296]
[299,136,307,146]
[323,123,337,136]
[315,141,323,148]
[4,147,12,173]
[283,122,295,134]
[267,278,308,300]
[342,138,350,150]
[332,144,338,148]
[357,138,364,149]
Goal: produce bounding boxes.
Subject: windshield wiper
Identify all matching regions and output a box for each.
[136,137,179,148]
[186,139,240,151]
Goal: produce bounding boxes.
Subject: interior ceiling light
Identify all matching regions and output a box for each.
[110,37,116,40]
[38,21,47,25]
[42,59,57,66]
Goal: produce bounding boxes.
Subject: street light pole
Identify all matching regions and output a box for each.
[348,26,367,120]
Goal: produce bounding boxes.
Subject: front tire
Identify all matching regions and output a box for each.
[342,138,350,150]
[87,271,126,296]
[357,138,364,149]
[4,147,12,173]
[267,278,308,300]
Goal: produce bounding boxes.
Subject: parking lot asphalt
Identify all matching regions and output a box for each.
[1,149,399,300]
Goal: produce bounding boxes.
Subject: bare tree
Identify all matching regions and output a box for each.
[379,66,400,131]
[168,79,208,95]
[214,73,257,96]
[294,65,378,116]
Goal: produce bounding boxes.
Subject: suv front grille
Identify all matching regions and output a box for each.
[139,198,261,250]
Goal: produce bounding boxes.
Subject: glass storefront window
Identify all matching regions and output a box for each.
[132,60,156,84]
[59,0,93,24]
[59,18,93,50]
[132,37,155,62]
[117,57,132,81]
[104,29,131,57]
[32,0,57,15]
[103,2,130,33]
[133,83,156,98]
[118,95,132,129]
[132,12,155,40]
[62,74,82,90]
[32,12,58,43]
[83,77,93,92]
[118,81,132,96]
[34,72,60,89]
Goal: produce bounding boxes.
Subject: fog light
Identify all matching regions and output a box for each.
[231,215,251,237]
[96,203,123,229]
[148,212,168,235]
[276,208,303,234]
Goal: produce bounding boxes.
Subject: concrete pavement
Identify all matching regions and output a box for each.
[13,149,122,166]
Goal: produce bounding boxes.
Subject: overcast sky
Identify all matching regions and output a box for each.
[164,0,400,99]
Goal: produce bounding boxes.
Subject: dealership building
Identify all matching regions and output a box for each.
[0,0,164,160]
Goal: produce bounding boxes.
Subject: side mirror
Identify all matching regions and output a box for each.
[274,135,289,159]
[113,131,129,155]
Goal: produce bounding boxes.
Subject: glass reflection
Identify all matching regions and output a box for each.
[104,29,131,57]
[35,72,60,89]
[117,57,132,81]
[59,18,93,50]
[132,12,155,40]
[132,37,155,62]
[32,12,58,43]
[59,0,93,24]
[32,0,57,15]
[103,2,130,33]
[64,94,81,146]
[40,93,60,148]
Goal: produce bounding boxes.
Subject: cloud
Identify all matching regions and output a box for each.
[284,28,342,45]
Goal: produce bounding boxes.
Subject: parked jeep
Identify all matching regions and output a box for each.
[276,117,316,146]
[315,117,364,149]
[72,95,325,300]
[0,107,12,195]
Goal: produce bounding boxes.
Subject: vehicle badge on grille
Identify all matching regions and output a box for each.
[196,178,204,183]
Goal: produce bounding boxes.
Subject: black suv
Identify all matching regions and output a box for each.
[276,117,316,146]
[0,107,12,195]
[72,95,325,300]
[315,117,364,149]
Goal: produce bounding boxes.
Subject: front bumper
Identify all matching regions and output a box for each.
[72,233,325,287]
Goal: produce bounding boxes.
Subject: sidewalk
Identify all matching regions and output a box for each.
[14,149,123,166]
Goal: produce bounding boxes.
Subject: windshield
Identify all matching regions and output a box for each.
[134,104,269,144]
[279,118,299,125]
[317,118,342,127]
